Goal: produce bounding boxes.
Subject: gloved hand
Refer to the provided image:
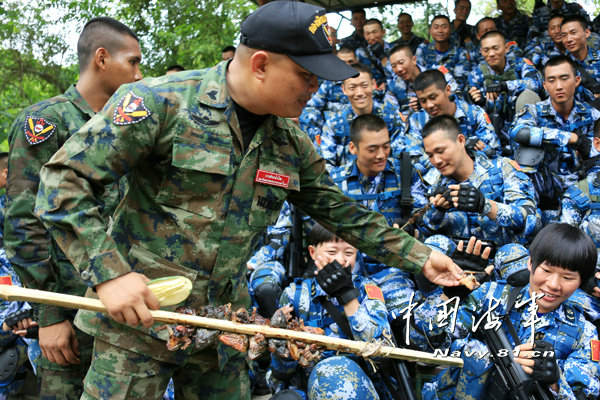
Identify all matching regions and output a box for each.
[428,185,453,211]
[316,261,359,305]
[574,134,592,160]
[530,341,560,384]
[368,42,386,59]
[455,183,486,213]
[453,246,489,272]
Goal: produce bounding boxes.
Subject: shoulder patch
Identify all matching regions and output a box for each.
[438,65,449,74]
[113,91,151,126]
[524,58,534,66]
[484,112,492,125]
[506,41,517,48]
[364,284,384,302]
[24,116,55,145]
[591,339,600,362]
[0,276,12,285]
[509,159,522,171]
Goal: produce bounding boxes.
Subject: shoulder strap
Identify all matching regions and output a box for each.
[399,152,413,217]
[317,296,354,340]
[502,285,523,346]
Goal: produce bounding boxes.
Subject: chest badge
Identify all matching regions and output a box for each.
[255,169,290,189]
[591,339,600,362]
[24,116,55,145]
[113,91,151,126]
[0,276,13,285]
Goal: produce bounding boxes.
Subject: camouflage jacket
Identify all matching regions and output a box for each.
[4,85,95,327]
[34,62,431,361]
[414,41,472,92]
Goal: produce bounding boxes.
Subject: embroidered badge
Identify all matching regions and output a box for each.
[524,58,534,66]
[255,169,290,188]
[315,134,321,146]
[438,65,449,74]
[484,113,492,125]
[24,116,56,145]
[113,91,151,126]
[364,284,384,302]
[591,339,600,362]
[0,276,13,285]
[506,41,517,48]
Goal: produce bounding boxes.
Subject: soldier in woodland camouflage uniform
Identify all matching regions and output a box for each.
[33,2,462,399]
[4,17,142,400]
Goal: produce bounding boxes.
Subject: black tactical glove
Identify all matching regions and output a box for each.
[428,185,453,210]
[368,42,386,59]
[453,246,489,272]
[316,261,359,305]
[456,183,486,213]
[530,341,560,384]
[574,134,592,160]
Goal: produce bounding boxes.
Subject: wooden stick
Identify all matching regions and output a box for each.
[0,285,463,367]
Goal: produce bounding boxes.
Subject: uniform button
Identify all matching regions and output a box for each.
[81,270,91,280]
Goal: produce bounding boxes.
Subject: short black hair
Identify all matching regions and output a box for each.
[0,152,8,171]
[543,55,577,78]
[549,10,564,22]
[594,118,600,138]
[430,15,450,26]
[338,46,355,55]
[77,17,138,73]
[422,115,460,140]
[350,114,388,145]
[561,15,589,30]
[364,18,383,29]
[455,0,471,5]
[389,44,413,58]
[307,223,344,247]
[222,45,236,53]
[352,8,366,16]
[529,223,597,285]
[414,69,448,92]
[480,30,505,43]
[475,17,495,34]
[166,64,185,73]
[397,13,412,22]
[345,63,372,79]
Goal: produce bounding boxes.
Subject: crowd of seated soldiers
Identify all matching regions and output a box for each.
[246,1,600,399]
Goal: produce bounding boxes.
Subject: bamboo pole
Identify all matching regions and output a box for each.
[0,285,463,367]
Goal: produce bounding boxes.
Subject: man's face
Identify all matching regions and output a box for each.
[351,11,366,31]
[423,130,466,178]
[528,261,580,314]
[337,51,357,65]
[548,17,564,44]
[389,49,417,81]
[430,18,451,43]
[476,20,497,40]
[497,0,516,15]
[364,23,385,45]
[342,72,375,114]
[222,50,235,61]
[309,240,357,269]
[397,15,413,35]
[104,35,143,94]
[415,84,453,117]
[561,21,590,55]
[0,167,7,190]
[350,128,391,176]
[480,35,507,70]
[543,62,580,106]
[454,0,471,22]
[262,54,319,118]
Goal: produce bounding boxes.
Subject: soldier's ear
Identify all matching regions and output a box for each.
[349,141,358,155]
[94,48,109,71]
[574,74,581,88]
[249,51,269,82]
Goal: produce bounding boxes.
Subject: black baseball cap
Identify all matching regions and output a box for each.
[240,1,358,81]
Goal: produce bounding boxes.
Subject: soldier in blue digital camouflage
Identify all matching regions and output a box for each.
[390,13,427,54]
[418,115,539,247]
[298,46,357,143]
[338,8,368,51]
[468,31,543,153]
[268,223,394,400]
[529,0,590,40]
[465,17,523,67]
[355,19,394,87]
[509,55,600,224]
[387,45,458,114]
[450,0,475,46]
[493,0,531,49]
[4,17,142,400]
[525,12,566,70]
[417,224,600,400]
[33,2,462,399]
[320,63,409,171]
[407,70,501,173]
[415,15,472,92]
[561,15,600,106]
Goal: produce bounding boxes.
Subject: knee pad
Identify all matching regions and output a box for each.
[308,356,379,400]
[254,282,282,318]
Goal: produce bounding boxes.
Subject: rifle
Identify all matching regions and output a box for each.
[286,204,304,279]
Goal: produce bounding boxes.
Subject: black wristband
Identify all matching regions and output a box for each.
[337,288,360,305]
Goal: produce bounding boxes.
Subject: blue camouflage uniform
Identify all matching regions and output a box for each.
[509,98,600,222]
[567,47,600,104]
[339,31,368,52]
[269,273,392,399]
[529,1,590,40]
[390,35,426,55]
[414,42,471,92]
[451,22,475,46]
[524,34,565,70]
[417,280,600,400]
[407,96,501,173]
[418,153,539,246]
[386,64,458,114]
[320,100,409,171]
[355,41,394,85]
[466,40,523,67]
[494,12,531,49]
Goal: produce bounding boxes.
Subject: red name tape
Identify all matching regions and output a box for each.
[255,169,290,188]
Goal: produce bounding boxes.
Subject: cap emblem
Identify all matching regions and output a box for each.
[308,14,328,34]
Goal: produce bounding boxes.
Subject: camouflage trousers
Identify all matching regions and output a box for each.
[38,325,93,400]
[81,338,251,400]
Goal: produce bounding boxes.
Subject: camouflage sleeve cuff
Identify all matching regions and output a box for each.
[37,303,73,327]
[390,234,431,275]
[85,249,132,287]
